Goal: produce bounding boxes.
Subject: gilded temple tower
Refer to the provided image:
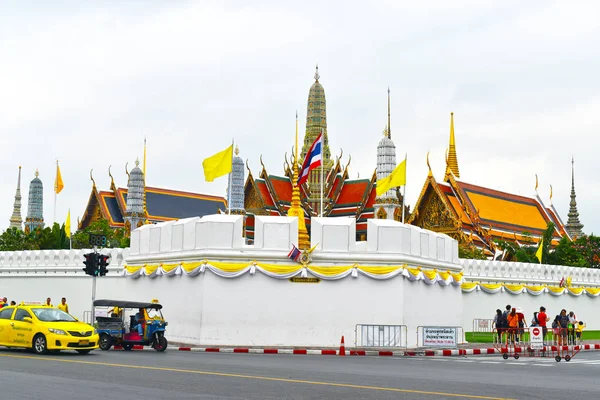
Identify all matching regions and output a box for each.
[9,166,23,230]
[375,88,402,221]
[445,112,460,179]
[25,169,44,232]
[565,157,584,238]
[301,66,333,215]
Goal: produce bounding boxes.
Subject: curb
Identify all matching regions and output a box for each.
[110,343,600,356]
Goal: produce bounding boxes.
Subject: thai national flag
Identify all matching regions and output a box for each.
[288,244,302,262]
[297,133,322,185]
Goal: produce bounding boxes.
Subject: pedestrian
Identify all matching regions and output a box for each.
[576,321,586,344]
[568,311,577,344]
[58,297,69,313]
[9,301,15,306]
[538,306,549,344]
[531,311,539,327]
[45,297,53,307]
[516,308,527,342]
[507,308,519,344]
[493,309,504,342]
[556,309,569,345]
[0,297,7,308]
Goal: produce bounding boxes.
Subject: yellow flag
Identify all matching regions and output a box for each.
[65,210,71,239]
[202,145,233,182]
[376,159,406,196]
[55,163,64,194]
[535,237,543,264]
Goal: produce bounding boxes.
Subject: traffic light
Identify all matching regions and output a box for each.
[97,254,110,277]
[83,252,97,276]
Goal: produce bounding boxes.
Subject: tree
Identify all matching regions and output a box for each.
[494,223,555,264]
[0,227,35,251]
[458,243,487,260]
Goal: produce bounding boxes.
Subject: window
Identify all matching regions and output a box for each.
[0,308,14,320]
[14,309,32,321]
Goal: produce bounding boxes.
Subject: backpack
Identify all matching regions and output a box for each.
[531,313,539,327]
[497,313,508,329]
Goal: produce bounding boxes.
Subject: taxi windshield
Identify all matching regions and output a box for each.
[147,308,162,319]
[30,308,77,322]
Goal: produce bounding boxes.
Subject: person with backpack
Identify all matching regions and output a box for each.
[531,312,539,327]
[493,309,505,342]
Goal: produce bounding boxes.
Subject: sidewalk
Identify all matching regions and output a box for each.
[113,341,600,357]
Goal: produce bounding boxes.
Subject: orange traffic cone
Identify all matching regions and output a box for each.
[339,335,346,356]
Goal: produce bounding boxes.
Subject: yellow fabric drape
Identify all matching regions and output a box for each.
[360,266,404,275]
[546,286,565,294]
[259,264,303,274]
[585,287,600,296]
[479,283,503,291]
[461,282,478,291]
[422,269,438,280]
[309,266,353,276]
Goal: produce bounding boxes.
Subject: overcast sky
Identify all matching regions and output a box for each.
[1,1,599,235]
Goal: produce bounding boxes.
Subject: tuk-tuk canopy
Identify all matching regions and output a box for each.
[93,299,163,310]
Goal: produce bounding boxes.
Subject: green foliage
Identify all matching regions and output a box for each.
[0,223,69,251]
[458,243,487,260]
[0,220,129,251]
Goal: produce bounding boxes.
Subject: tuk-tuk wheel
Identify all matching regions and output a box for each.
[99,334,113,351]
[502,353,509,360]
[565,355,571,362]
[154,336,168,352]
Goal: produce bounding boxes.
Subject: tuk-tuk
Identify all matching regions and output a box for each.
[93,299,168,352]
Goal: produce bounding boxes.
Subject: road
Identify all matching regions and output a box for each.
[1,347,600,399]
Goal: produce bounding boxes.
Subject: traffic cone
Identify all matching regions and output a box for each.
[339,335,346,356]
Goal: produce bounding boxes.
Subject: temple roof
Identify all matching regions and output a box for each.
[81,185,226,229]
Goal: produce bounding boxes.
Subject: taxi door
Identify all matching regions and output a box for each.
[0,307,16,345]
[9,308,35,347]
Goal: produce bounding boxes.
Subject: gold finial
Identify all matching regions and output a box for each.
[90,169,96,188]
[125,162,130,179]
[109,165,115,190]
[314,64,320,82]
[550,184,553,203]
[235,145,239,156]
[426,151,432,176]
[535,174,539,192]
[35,169,39,177]
[135,158,140,167]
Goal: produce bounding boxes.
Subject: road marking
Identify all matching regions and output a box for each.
[531,364,553,367]
[0,353,514,400]
[479,361,502,364]
[505,362,526,365]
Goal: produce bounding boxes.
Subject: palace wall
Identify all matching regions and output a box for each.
[0,216,598,347]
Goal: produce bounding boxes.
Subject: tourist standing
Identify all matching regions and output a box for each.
[538,306,549,343]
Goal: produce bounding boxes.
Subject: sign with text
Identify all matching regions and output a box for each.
[530,327,543,349]
[89,234,107,247]
[422,327,457,347]
[289,277,320,283]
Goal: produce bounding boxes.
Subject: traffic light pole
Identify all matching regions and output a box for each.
[91,246,97,324]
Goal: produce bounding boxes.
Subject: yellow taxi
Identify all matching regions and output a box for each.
[0,303,99,354]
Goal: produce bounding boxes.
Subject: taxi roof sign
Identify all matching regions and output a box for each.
[19,301,48,306]
[151,299,160,304]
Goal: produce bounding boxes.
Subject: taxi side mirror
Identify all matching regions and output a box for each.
[22,317,32,323]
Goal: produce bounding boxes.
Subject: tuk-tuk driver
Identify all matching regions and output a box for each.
[133,308,145,335]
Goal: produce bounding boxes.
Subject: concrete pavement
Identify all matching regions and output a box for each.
[2,347,600,399]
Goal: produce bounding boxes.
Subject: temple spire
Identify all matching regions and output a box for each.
[386,87,391,138]
[446,112,460,178]
[9,166,23,230]
[287,112,310,249]
[565,156,584,238]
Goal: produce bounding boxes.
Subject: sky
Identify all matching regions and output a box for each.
[1,0,599,234]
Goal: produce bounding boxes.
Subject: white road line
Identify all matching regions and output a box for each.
[505,362,527,365]
[480,361,502,364]
[531,364,553,367]
[453,360,476,363]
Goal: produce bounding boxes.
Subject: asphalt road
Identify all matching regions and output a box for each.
[1,347,600,399]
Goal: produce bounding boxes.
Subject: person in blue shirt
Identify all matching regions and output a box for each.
[133,308,145,336]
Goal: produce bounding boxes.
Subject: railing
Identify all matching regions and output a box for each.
[416,326,464,348]
[472,318,494,336]
[354,324,408,348]
[83,311,92,324]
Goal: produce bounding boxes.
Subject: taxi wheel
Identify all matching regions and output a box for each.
[33,334,47,355]
[77,350,92,355]
[99,334,112,351]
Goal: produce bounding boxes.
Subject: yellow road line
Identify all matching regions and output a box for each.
[0,353,513,400]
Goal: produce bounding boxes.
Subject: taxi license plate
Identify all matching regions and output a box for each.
[79,340,89,346]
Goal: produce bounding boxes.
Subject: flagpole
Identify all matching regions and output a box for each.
[68,209,72,250]
[320,131,324,218]
[227,138,234,215]
[54,159,58,224]
[401,153,407,224]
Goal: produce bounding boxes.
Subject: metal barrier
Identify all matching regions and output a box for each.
[472,318,494,336]
[354,324,408,348]
[416,326,464,348]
